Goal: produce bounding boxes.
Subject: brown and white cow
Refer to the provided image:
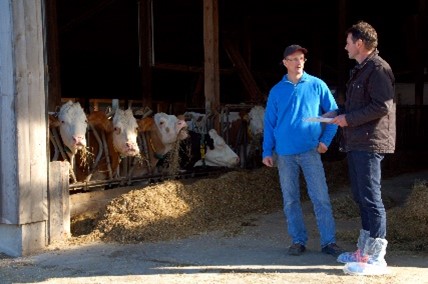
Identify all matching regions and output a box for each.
[86,108,140,181]
[130,112,189,177]
[83,110,188,180]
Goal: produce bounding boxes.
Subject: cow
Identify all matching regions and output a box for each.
[129,112,189,177]
[183,109,266,169]
[49,100,89,183]
[245,105,265,168]
[185,128,240,168]
[85,108,140,181]
[248,105,265,136]
[219,105,265,169]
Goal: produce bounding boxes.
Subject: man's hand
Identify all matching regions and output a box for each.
[317,142,328,153]
[331,114,348,127]
[262,156,274,167]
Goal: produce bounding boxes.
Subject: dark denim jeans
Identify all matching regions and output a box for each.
[277,148,336,248]
[347,151,386,239]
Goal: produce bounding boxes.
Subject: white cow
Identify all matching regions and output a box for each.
[111,109,140,157]
[194,129,240,168]
[248,105,265,136]
[49,100,88,157]
[49,100,89,182]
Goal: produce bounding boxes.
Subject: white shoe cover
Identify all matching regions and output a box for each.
[343,262,390,276]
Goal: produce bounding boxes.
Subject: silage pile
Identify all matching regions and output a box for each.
[69,157,428,252]
[388,180,428,251]
[69,159,350,245]
[72,167,283,244]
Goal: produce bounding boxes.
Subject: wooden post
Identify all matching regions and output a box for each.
[0,0,48,257]
[44,0,62,112]
[48,162,71,242]
[203,0,220,131]
[139,0,154,109]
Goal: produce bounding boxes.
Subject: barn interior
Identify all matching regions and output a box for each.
[46,0,427,107]
[44,0,428,173]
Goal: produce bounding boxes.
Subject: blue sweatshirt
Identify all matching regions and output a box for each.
[262,72,338,157]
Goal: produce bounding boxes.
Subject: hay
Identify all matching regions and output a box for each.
[69,158,428,252]
[71,167,283,244]
[70,160,351,245]
[388,180,428,251]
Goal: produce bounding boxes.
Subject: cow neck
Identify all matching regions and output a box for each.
[146,127,167,160]
[64,145,73,156]
[149,138,165,160]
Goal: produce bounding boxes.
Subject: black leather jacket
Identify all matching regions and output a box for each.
[340,50,396,153]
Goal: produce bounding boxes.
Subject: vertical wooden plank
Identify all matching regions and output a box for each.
[45,0,62,112]
[336,0,347,104]
[415,0,426,106]
[12,0,48,224]
[0,0,19,225]
[49,162,70,242]
[203,0,220,130]
[139,0,153,109]
[0,0,48,256]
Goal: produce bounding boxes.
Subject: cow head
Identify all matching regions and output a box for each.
[194,129,240,168]
[56,101,88,155]
[112,109,140,157]
[154,112,189,146]
[248,106,265,136]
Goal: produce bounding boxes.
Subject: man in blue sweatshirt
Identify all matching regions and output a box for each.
[262,44,343,257]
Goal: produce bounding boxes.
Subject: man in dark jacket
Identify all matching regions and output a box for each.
[329,21,396,276]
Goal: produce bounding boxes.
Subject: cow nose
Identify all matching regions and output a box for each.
[126,141,137,150]
[73,135,86,144]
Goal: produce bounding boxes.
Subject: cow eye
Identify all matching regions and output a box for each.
[114,127,121,134]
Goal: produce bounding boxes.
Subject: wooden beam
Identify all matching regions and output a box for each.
[223,38,264,103]
[203,0,220,130]
[139,0,153,108]
[58,0,117,33]
[45,0,62,112]
[415,0,426,106]
[153,62,235,75]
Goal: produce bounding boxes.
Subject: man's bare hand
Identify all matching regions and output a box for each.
[262,156,274,167]
[317,142,328,153]
[331,114,348,127]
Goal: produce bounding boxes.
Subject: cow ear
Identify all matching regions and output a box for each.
[87,111,113,132]
[177,114,185,121]
[137,117,154,132]
[49,115,61,128]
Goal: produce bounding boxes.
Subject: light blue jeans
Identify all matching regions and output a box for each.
[277,148,337,248]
